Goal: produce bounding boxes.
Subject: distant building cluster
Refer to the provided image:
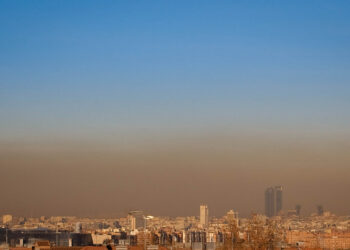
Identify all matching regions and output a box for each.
[1,187,350,249]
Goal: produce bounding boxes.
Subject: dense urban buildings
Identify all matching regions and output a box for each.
[1,0,349,249]
[1,201,350,249]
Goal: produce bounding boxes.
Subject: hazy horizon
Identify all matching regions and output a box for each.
[1,1,350,218]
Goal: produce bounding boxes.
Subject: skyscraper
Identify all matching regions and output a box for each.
[265,187,275,217]
[128,210,144,230]
[199,204,209,228]
[265,186,283,217]
[275,186,283,215]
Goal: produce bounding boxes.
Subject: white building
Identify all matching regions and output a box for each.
[2,214,12,224]
[200,205,209,228]
[129,216,136,231]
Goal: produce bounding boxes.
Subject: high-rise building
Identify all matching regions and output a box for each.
[128,210,144,230]
[275,186,283,215]
[130,216,136,231]
[199,204,209,228]
[265,187,275,217]
[265,186,283,217]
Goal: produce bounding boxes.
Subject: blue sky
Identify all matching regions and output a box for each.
[2,1,350,217]
[1,0,350,141]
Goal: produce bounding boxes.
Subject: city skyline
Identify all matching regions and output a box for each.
[0,186,334,219]
[0,202,335,222]
[1,204,349,249]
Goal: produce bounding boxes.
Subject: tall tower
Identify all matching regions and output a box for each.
[265,187,275,217]
[200,205,209,228]
[265,186,283,217]
[130,216,136,231]
[128,210,144,230]
[275,186,283,215]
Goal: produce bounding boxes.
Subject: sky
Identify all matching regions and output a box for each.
[0,0,350,218]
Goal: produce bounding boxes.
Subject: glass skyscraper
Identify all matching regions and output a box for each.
[265,186,283,217]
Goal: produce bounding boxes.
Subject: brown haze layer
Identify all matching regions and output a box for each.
[1,132,349,218]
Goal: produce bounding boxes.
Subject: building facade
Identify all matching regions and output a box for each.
[265,187,275,217]
[275,186,283,215]
[199,205,208,228]
[265,186,283,217]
